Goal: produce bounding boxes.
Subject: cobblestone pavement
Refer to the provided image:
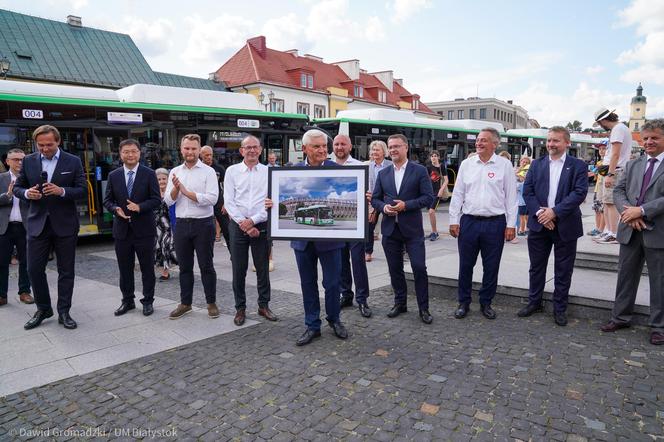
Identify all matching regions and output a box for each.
[1,241,663,441]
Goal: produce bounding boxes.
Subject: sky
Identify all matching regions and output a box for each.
[1,0,663,127]
[279,177,357,201]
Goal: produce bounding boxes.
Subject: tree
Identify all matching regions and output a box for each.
[278,203,288,217]
[565,120,583,131]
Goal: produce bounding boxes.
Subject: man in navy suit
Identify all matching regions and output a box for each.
[371,134,434,324]
[14,125,86,330]
[103,139,161,317]
[277,129,348,346]
[520,126,588,326]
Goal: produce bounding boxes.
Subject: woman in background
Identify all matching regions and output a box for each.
[155,168,178,280]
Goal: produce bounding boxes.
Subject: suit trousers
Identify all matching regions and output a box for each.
[228,221,270,310]
[114,229,156,304]
[214,206,230,247]
[27,218,77,314]
[457,215,506,306]
[527,228,577,313]
[612,230,664,331]
[174,217,216,305]
[294,243,341,331]
[382,224,429,311]
[340,241,370,304]
[0,222,31,297]
[365,212,382,254]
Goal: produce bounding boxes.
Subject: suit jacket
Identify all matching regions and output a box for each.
[523,154,588,242]
[371,161,434,239]
[290,160,345,253]
[13,151,86,237]
[103,165,161,239]
[614,155,664,248]
[0,171,29,234]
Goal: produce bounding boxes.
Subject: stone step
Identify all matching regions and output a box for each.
[574,252,648,275]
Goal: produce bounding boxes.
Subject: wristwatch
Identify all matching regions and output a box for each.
[607,173,616,177]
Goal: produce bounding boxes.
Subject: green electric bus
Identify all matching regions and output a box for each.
[294,205,334,226]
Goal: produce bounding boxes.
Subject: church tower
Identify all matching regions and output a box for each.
[629,83,647,131]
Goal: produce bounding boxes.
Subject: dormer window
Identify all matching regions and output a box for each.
[300,73,314,89]
[354,84,364,98]
[413,99,419,110]
[378,90,387,103]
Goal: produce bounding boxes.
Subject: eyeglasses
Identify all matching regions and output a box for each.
[242,145,260,150]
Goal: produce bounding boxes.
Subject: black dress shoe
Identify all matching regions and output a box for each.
[517,303,543,317]
[650,331,664,345]
[387,304,407,318]
[296,328,321,346]
[358,303,372,318]
[143,304,154,316]
[554,312,568,326]
[114,301,136,316]
[454,304,469,319]
[328,321,348,339]
[340,295,354,308]
[419,309,433,324]
[58,312,77,329]
[480,304,496,320]
[24,309,54,330]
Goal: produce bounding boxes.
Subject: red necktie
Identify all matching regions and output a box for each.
[637,158,658,206]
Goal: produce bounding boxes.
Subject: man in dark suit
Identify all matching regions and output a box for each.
[371,134,434,324]
[200,145,229,247]
[600,119,664,345]
[14,125,86,330]
[276,129,348,346]
[0,148,33,307]
[519,126,588,326]
[103,139,161,317]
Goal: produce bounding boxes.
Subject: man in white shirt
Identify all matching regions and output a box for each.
[0,149,32,307]
[224,135,277,326]
[594,108,634,244]
[333,134,372,318]
[519,127,588,326]
[164,134,220,320]
[449,128,518,320]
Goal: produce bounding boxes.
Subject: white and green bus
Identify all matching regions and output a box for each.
[294,205,334,226]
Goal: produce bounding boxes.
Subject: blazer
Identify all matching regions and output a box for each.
[371,161,434,239]
[614,155,664,248]
[523,154,588,242]
[290,160,346,253]
[103,165,161,239]
[13,151,86,237]
[0,171,29,234]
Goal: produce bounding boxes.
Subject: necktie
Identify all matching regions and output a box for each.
[127,170,135,197]
[636,158,658,206]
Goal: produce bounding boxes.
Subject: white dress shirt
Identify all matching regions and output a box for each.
[547,153,566,209]
[41,148,60,182]
[223,161,269,225]
[335,155,363,166]
[123,164,139,188]
[449,154,518,226]
[393,160,408,193]
[9,171,22,222]
[644,151,664,176]
[164,160,218,218]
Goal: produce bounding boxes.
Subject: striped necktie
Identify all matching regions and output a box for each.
[127,170,135,197]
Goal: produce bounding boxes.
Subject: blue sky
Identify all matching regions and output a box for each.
[279,177,357,201]
[1,0,662,127]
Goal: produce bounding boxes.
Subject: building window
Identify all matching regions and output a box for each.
[448,110,454,120]
[378,90,387,103]
[479,108,486,119]
[635,122,639,130]
[413,99,419,110]
[297,102,310,115]
[300,73,314,89]
[493,109,497,119]
[469,109,476,119]
[458,110,464,119]
[270,99,284,113]
[354,84,363,98]
[314,105,326,118]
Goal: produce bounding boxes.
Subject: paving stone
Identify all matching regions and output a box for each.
[427,374,447,383]
[474,411,493,423]
[413,422,433,432]
[375,349,389,357]
[420,403,439,415]
[590,355,607,361]
[356,379,371,387]
[630,351,646,358]
[583,418,606,431]
[311,375,327,383]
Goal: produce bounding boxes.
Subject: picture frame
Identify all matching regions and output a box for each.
[268,165,369,241]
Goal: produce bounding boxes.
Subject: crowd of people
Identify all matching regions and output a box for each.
[1,112,663,346]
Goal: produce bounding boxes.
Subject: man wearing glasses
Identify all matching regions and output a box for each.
[0,149,33,307]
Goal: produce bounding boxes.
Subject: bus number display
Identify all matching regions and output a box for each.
[22,109,44,119]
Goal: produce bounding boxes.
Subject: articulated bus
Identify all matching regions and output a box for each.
[0,80,308,235]
[313,109,598,186]
[294,205,334,226]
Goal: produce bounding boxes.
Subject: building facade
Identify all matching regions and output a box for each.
[628,83,647,132]
[215,36,437,119]
[425,97,531,129]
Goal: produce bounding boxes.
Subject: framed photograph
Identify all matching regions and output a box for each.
[268,165,368,241]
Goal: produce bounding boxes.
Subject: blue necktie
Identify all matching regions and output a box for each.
[127,170,134,197]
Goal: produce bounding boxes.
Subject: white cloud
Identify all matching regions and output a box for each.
[122,16,175,58]
[306,0,385,45]
[616,31,664,66]
[390,0,432,23]
[617,0,664,35]
[182,13,255,65]
[585,65,604,75]
[262,13,305,50]
[327,190,357,200]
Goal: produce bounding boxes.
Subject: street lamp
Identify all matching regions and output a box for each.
[0,54,10,79]
[258,90,276,111]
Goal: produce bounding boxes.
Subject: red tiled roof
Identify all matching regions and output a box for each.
[216,37,435,113]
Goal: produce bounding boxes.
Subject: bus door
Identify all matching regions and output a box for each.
[275,134,302,166]
[92,128,130,234]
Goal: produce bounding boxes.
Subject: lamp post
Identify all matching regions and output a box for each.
[258,90,276,111]
[0,54,10,79]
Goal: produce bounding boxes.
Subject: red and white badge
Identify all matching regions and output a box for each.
[488,172,495,178]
